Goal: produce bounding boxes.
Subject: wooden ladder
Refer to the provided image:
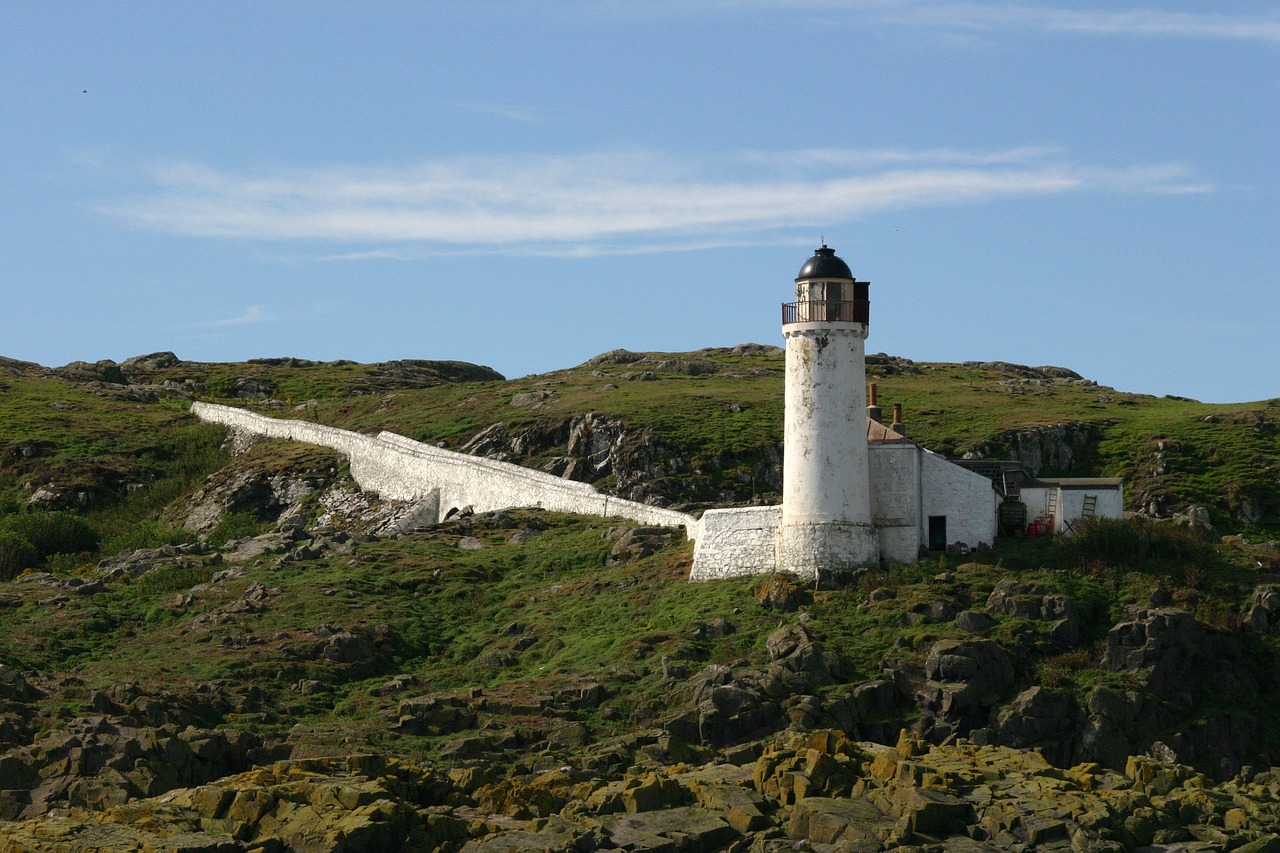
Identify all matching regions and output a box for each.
[1082,494,1098,519]
[1044,489,1058,534]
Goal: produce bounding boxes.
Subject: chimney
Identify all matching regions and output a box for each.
[890,403,906,437]
[867,382,883,423]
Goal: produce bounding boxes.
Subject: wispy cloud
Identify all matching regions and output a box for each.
[99,147,1208,256]
[724,1,1280,45]
[450,100,543,124]
[890,4,1280,44]
[193,305,272,328]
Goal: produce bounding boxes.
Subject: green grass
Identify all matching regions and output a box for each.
[205,350,1278,530]
[5,349,1277,532]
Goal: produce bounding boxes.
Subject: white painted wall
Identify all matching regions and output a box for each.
[688,506,782,581]
[1056,484,1125,535]
[1019,486,1054,531]
[868,443,922,564]
[920,450,998,549]
[1019,482,1124,536]
[191,403,698,537]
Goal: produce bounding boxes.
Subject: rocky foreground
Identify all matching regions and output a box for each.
[2,728,1279,852]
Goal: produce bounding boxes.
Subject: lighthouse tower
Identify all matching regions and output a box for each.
[779,245,879,577]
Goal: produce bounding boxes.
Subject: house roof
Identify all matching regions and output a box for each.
[1031,477,1124,488]
[867,418,912,443]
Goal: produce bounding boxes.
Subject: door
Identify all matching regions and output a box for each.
[928,516,947,551]
[824,281,842,320]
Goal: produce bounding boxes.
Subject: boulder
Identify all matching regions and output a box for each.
[755,575,811,612]
[994,686,1080,766]
[787,796,884,845]
[920,639,1015,732]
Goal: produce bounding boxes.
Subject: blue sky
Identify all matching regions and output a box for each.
[2,1,1277,403]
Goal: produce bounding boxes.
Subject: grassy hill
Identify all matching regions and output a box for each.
[0,349,1279,849]
[6,347,1276,540]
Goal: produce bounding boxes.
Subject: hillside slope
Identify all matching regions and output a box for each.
[0,350,1278,850]
[4,348,1277,532]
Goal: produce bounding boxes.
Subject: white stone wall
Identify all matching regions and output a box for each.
[778,520,879,579]
[869,443,922,564]
[191,403,698,537]
[920,450,998,549]
[1020,483,1124,536]
[1057,485,1125,535]
[1019,487,1054,530]
[689,506,782,581]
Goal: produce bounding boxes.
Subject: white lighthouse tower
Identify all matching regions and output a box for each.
[778,245,880,577]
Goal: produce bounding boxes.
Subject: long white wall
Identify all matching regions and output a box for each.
[1020,482,1124,536]
[191,403,698,537]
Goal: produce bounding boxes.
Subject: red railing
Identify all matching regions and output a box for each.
[781,300,870,325]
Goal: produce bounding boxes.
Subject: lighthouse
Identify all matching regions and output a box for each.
[778,245,880,576]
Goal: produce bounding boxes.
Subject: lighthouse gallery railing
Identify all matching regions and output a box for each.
[781,300,870,325]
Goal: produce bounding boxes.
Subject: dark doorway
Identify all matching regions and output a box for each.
[928,516,947,551]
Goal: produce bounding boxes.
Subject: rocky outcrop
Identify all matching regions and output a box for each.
[918,639,1016,736]
[673,624,852,747]
[963,422,1097,476]
[993,686,1082,767]
[460,411,783,506]
[986,578,1083,647]
[1244,585,1280,635]
[0,716,269,819]
[1102,608,1212,691]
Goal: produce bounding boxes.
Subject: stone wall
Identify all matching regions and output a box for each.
[920,449,998,550]
[191,403,698,537]
[869,443,922,565]
[1021,482,1124,536]
[689,506,782,581]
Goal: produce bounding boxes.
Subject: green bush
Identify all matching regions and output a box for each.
[0,530,37,581]
[97,521,193,559]
[206,511,270,549]
[0,511,100,563]
[1069,516,1213,573]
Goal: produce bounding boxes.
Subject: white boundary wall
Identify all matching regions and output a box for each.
[191,403,698,537]
[689,506,782,581]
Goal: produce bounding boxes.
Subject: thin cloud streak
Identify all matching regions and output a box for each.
[101,148,1209,253]
[746,1,1280,45]
[450,100,543,124]
[193,305,271,328]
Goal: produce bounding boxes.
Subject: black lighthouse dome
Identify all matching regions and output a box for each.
[796,245,853,281]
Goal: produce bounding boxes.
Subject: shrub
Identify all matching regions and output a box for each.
[206,511,270,549]
[0,511,99,563]
[1069,516,1212,573]
[97,521,193,559]
[0,530,38,581]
